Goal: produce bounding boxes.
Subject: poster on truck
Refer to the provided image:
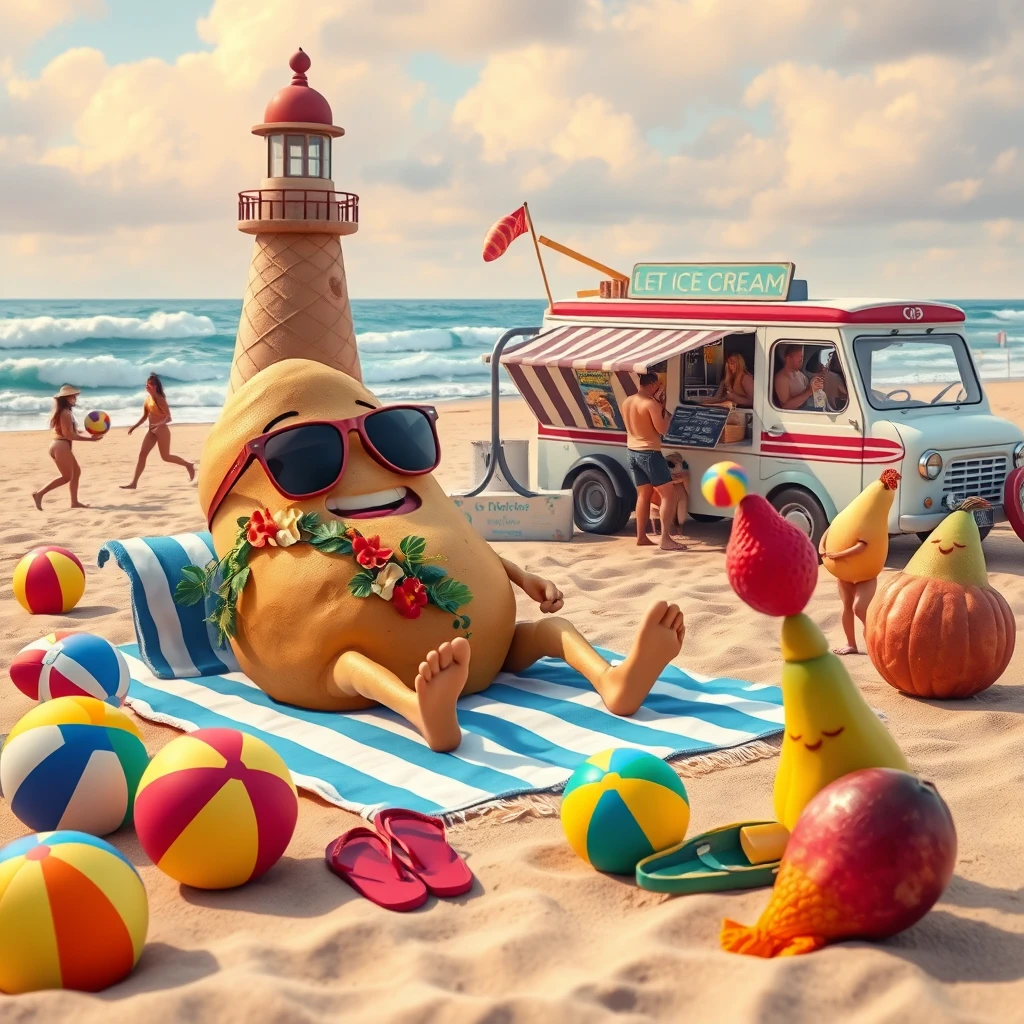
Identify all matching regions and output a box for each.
[575,370,625,430]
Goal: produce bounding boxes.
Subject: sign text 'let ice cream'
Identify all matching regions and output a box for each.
[629,262,795,301]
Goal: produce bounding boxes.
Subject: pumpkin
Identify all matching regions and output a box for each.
[866,500,1015,699]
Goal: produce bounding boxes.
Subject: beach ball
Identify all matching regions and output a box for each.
[9,630,77,699]
[11,631,128,707]
[84,410,110,435]
[13,546,86,615]
[560,748,690,874]
[134,728,298,889]
[0,831,148,994]
[700,461,748,509]
[1,696,150,836]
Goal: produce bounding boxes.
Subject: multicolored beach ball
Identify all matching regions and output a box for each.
[13,546,86,615]
[10,631,129,706]
[9,630,76,698]
[560,748,691,874]
[84,410,110,435]
[1,696,150,836]
[134,728,298,889]
[0,831,148,994]
[700,461,748,509]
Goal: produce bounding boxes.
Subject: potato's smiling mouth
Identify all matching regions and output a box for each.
[326,487,421,519]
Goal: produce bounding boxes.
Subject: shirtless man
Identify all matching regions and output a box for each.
[621,372,683,550]
[774,345,824,410]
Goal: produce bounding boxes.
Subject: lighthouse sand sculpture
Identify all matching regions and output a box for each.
[193,50,687,752]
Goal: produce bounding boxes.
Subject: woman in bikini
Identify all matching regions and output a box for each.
[121,374,195,489]
[702,352,754,408]
[33,384,104,510]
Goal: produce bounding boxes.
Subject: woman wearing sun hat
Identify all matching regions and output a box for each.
[32,384,104,510]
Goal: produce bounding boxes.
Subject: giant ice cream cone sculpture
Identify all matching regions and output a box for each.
[230,48,361,391]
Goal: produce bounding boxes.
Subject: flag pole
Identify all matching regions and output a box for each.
[523,202,553,308]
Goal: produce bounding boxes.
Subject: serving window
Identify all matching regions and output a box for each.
[770,341,850,414]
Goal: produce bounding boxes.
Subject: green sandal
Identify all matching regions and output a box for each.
[635,820,784,895]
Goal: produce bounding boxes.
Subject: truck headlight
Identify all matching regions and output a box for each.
[918,450,943,481]
[1014,442,1024,469]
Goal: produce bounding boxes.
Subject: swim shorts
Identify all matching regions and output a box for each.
[627,449,672,488]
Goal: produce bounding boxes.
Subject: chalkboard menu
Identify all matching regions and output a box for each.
[663,404,730,448]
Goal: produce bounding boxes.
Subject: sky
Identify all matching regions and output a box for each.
[0,0,1022,300]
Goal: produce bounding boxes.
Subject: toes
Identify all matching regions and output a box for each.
[436,642,454,670]
[426,650,440,674]
[450,636,471,663]
[660,603,681,627]
[646,600,669,622]
[417,661,433,681]
[414,672,427,690]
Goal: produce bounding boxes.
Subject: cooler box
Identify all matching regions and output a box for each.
[450,492,574,542]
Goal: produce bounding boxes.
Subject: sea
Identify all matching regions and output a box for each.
[0,298,1021,431]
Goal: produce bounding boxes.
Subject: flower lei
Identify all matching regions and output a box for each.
[175,508,473,648]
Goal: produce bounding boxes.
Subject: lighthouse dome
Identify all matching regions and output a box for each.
[264,49,333,125]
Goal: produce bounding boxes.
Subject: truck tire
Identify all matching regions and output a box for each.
[770,487,828,550]
[572,468,630,535]
[688,513,725,524]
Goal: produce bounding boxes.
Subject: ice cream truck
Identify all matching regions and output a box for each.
[499,262,1024,545]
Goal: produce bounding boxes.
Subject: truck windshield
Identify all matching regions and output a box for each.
[853,334,982,410]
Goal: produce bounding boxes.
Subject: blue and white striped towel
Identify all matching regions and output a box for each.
[102,532,785,817]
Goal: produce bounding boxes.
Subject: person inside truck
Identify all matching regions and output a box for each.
[774,344,824,410]
[701,351,754,408]
[821,348,849,412]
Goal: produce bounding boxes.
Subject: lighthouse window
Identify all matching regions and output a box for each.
[307,136,322,177]
[286,135,305,176]
[268,135,284,177]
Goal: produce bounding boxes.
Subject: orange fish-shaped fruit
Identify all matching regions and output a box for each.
[721,768,956,958]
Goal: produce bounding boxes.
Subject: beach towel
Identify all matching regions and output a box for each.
[101,533,785,818]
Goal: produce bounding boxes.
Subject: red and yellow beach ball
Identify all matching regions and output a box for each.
[84,410,111,435]
[0,831,148,994]
[134,728,298,889]
[13,547,86,615]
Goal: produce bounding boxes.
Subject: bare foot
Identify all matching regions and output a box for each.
[119,483,137,490]
[32,491,43,511]
[637,535,655,546]
[659,536,685,551]
[187,462,196,482]
[413,638,471,752]
[833,645,859,656]
[71,502,90,509]
[601,601,685,715]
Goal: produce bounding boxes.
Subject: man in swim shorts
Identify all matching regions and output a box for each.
[621,373,682,550]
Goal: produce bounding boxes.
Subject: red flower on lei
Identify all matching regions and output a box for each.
[246,508,279,548]
[352,534,394,569]
[392,577,428,619]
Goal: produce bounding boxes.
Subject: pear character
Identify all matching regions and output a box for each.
[773,614,909,831]
[819,470,900,656]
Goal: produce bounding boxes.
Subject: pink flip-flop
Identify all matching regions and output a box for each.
[374,808,474,898]
[324,827,428,912]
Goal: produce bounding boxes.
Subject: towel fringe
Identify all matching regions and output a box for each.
[443,736,782,830]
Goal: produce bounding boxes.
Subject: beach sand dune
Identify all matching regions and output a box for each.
[2,388,1023,1022]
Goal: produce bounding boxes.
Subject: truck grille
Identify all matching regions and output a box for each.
[941,456,1008,503]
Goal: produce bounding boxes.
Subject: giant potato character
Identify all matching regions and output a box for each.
[195,359,685,751]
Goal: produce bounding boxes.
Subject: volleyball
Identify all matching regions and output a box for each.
[84,410,110,435]
[12,546,86,614]
[0,696,150,835]
[700,461,748,508]
[560,748,691,874]
[0,831,148,994]
[9,630,77,699]
[134,728,298,889]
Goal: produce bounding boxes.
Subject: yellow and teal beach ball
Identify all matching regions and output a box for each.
[560,748,690,874]
[700,461,748,508]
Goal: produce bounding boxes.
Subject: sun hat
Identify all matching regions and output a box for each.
[53,385,81,398]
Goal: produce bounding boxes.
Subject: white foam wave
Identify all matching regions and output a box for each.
[992,309,1024,322]
[0,382,227,415]
[0,355,225,388]
[356,325,504,354]
[360,353,490,384]
[0,311,217,348]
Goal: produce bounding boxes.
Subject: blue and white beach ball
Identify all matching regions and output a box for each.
[35,633,129,707]
[0,696,150,836]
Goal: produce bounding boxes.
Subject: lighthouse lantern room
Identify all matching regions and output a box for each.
[229,48,361,392]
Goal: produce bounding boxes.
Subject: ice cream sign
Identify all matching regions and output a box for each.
[629,262,795,301]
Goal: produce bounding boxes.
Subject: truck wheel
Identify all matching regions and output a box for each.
[572,468,628,534]
[770,487,828,549]
[688,513,725,524]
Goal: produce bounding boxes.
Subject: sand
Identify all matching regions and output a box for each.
[2,386,1023,1023]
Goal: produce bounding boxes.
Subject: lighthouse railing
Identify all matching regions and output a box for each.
[237,189,359,226]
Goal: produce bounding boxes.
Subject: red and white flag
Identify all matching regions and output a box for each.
[482,206,528,262]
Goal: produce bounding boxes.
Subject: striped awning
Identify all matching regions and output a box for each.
[501,325,731,372]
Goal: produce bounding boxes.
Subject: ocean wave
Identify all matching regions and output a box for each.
[992,310,1024,322]
[0,382,227,415]
[360,353,490,384]
[357,326,504,354]
[0,311,217,348]
[0,355,225,389]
